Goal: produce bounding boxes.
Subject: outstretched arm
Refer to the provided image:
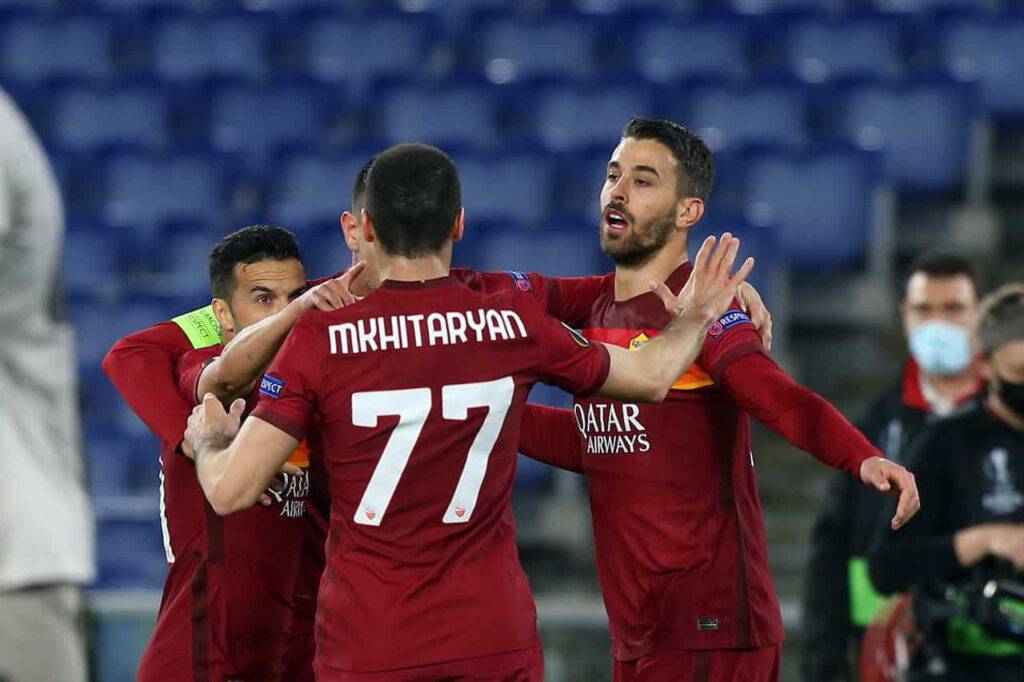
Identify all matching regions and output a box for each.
[197,264,365,404]
[519,403,585,473]
[721,352,920,530]
[186,395,300,515]
[598,234,754,403]
[103,322,196,444]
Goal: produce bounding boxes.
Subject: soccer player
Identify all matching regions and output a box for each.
[513,117,921,681]
[183,143,754,680]
[105,226,357,681]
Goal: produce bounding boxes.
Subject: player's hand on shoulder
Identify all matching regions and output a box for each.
[299,260,367,312]
[650,233,755,327]
[860,456,920,530]
[737,281,772,351]
[185,393,245,456]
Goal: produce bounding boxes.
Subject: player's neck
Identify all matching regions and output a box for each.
[612,245,687,302]
[377,252,449,284]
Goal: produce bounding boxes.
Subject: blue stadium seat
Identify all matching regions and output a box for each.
[533,83,654,152]
[832,80,973,190]
[52,87,167,154]
[269,154,368,226]
[71,300,168,371]
[92,0,220,9]
[551,149,610,221]
[784,18,903,83]
[0,17,112,83]
[95,513,168,588]
[631,18,747,83]
[941,18,1024,118]
[209,86,322,162]
[465,223,606,278]
[306,16,433,89]
[681,84,808,153]
[86,427,161,497]
[725,0,849,14]
[158,230,222,299]
[570,0,693,13]
[475,16,597,83]
[380,84,499,149]
[690,212,780,295]
[296,223,351,282]
[743,148,875,268]
[63,223,127,299]
[103,154,226,230]
[153,16,266,83]
[871,0,995,13]
[455,153,554,225]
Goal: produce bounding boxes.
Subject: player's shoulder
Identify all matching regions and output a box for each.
[176,343,222,374]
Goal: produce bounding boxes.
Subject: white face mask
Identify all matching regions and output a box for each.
[908,320,973,376]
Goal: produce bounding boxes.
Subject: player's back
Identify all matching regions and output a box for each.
[254,275,609,674]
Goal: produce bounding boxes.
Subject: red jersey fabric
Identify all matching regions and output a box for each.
[251,276,610,674]
[137,345,315,681]
[518,261,881,661]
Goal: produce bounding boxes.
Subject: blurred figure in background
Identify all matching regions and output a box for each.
[868,284,1024,681]
[803,252,982,681]
[0,88,94,681]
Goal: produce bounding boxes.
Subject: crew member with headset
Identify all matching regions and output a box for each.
[869,283,1024,681]
[802,253,983,681]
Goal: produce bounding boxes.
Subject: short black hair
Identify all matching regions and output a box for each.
[209,225,301,300]
[622,117,714,201]
[352,154,376,208]
[907,251,978,290]
[364,143,461,258]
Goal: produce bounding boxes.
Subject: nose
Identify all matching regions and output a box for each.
[610,176,628,205]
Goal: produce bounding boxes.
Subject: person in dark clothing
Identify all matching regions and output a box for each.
[802,253,983,681]
[869,284,1024,681]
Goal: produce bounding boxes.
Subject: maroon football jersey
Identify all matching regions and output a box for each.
[251,276,610,674]
[138,345,313,681]
[569,262,785,660]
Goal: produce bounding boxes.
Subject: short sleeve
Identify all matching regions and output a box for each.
[698,303,763,383]
[175,347,220,406]
[250,319,320,441]
[528,305,610,397]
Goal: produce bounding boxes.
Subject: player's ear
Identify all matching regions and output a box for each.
[211,298,236,336]
[676,197,703,229]
[341,211,359,252]
[451,208,465,243]
[361,208,376,244]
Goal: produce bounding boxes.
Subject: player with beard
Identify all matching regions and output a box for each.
[182,142,758,679]
[513,117,920,681]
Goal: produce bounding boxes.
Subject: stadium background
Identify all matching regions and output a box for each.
[9,0,1022,677]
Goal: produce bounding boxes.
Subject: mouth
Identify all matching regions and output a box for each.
[603,207,630,235]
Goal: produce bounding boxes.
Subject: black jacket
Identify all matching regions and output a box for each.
[801,367,936,681]
[869,400,1024,594]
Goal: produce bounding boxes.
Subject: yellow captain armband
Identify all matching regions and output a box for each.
[171,306,222,349]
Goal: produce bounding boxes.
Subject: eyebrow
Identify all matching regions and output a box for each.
[249,285,273,295]
[607,161,661,178]
[288,285,307,299]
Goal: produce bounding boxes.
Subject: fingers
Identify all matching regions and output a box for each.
[888,467,920,531]
[340,260,366,287]
[259,493,272,507]
[693,236,715,274]
[228,398,246,421]
[649,280,680,315]
[280,462,303,476]
[714,233,738,279]
[203,392,227,415]
[732,257,755,286]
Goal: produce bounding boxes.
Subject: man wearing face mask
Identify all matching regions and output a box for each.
[803,252,983,682]
[867,284,1024,680]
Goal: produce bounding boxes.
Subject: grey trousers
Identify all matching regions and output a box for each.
[0,584,87,682]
